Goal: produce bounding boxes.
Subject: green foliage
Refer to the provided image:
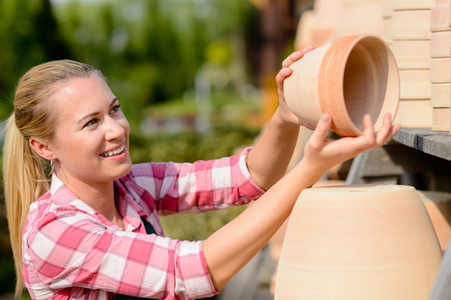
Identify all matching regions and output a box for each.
[129,124,260,241]
[160,206,248,241]
[0,0,263,289]
[48,0,256,127]
[130,124,260,164]
[0,0,72,119]
[0,0,257,124]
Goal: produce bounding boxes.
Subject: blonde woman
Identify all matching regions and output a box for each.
[3,50,400,299]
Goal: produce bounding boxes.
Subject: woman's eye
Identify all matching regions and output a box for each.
[110,104,121,114]
[84,118,99,128]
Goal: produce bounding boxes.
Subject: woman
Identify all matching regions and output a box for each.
[3,49,400,299]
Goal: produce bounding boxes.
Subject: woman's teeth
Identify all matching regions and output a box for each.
[100,145,125,157]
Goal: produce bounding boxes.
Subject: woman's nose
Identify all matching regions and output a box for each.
[104,116,125,141]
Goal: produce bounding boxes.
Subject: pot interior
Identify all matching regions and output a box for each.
[342,36,398,132]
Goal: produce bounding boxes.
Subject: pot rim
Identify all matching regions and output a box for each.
[318,33,399,136]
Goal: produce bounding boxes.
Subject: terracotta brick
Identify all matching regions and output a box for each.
[399,69,432,99]
[430,58,451,83]
[394,99,433,128]
[432,107,451,131]
[392,10,432,40]
[392,0,434,10]
[430,31,451,58]
[383,15,392,43]
[431,83,451,107]
[431,4,450,32]
[334,0,384,38]
[382,0,392,18]
[391,40,430,69]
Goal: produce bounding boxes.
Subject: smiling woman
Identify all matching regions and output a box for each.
[2,56,400,300]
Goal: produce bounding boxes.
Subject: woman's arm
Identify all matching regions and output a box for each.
[246,46,315,190]
[204,112,401,290]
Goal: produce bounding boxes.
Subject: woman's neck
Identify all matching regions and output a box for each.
[57,174,124,229]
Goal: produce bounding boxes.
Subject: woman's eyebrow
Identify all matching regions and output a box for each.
[110,97,119,107]
[77,97,120,126]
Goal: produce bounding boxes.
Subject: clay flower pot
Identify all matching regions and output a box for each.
[419,190,451,250]
[275,185,442,300]
[284,34,399,136]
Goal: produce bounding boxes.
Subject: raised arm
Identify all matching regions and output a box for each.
[204,112,401,290]
[246,46,315,190]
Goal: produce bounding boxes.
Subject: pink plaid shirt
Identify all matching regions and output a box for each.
[22,148,264,300]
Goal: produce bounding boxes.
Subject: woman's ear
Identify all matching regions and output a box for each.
[29,138,55,161]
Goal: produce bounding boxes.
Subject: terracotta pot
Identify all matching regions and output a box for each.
[419,191,451,251]
[284,34,400,137]
[275,185,442,300]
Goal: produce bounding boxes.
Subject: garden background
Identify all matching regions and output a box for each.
[0,0,309,296]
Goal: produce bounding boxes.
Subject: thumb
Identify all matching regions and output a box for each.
[309,114,332,148]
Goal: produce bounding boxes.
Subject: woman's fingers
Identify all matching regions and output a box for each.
[281,45,315,69]
[362,114,376,142]
[375,113,393,145]
[277,46,316,98]
[276,67,293,87]
[308,113,332,149]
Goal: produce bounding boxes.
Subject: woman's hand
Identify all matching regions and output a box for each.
[205,112,400,292]
[275,45,316,128]
[301,112,401,177]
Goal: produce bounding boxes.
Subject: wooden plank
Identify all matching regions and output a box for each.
[393,128,451,161]
[346,141,451,186]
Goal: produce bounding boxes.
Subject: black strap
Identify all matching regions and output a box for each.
[141,217,157,235]
[115,217,157,299]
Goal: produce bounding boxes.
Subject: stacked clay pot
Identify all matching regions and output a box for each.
[334,0,384,38]
[391,0,434,128]
[430,0,451,131]
[419,190,451,251]
[275,185,443,300]
[294,0,344,50]
[284,33,399,136]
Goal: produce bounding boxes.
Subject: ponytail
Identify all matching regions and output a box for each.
[3,59,102,297]
[3,114,50,297]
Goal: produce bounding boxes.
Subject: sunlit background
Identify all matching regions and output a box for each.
[0,0,313,297]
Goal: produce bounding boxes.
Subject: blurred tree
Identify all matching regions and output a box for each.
[50,0,257,130]
[0,0,72,119]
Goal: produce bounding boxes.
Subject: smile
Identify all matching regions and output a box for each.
[100,145,125,157]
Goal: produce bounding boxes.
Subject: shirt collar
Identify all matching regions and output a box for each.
[49,174,143,232]
[50,173,65,195]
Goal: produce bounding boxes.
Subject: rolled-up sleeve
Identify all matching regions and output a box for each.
[130,147,266,215]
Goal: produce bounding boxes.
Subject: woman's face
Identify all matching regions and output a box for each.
[48,74,132,187]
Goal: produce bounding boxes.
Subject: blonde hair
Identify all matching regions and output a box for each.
[2,60,104,297]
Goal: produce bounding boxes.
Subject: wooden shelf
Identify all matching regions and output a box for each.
[393,128,451,161]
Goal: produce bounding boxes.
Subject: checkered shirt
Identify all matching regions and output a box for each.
[22,148,264,299]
